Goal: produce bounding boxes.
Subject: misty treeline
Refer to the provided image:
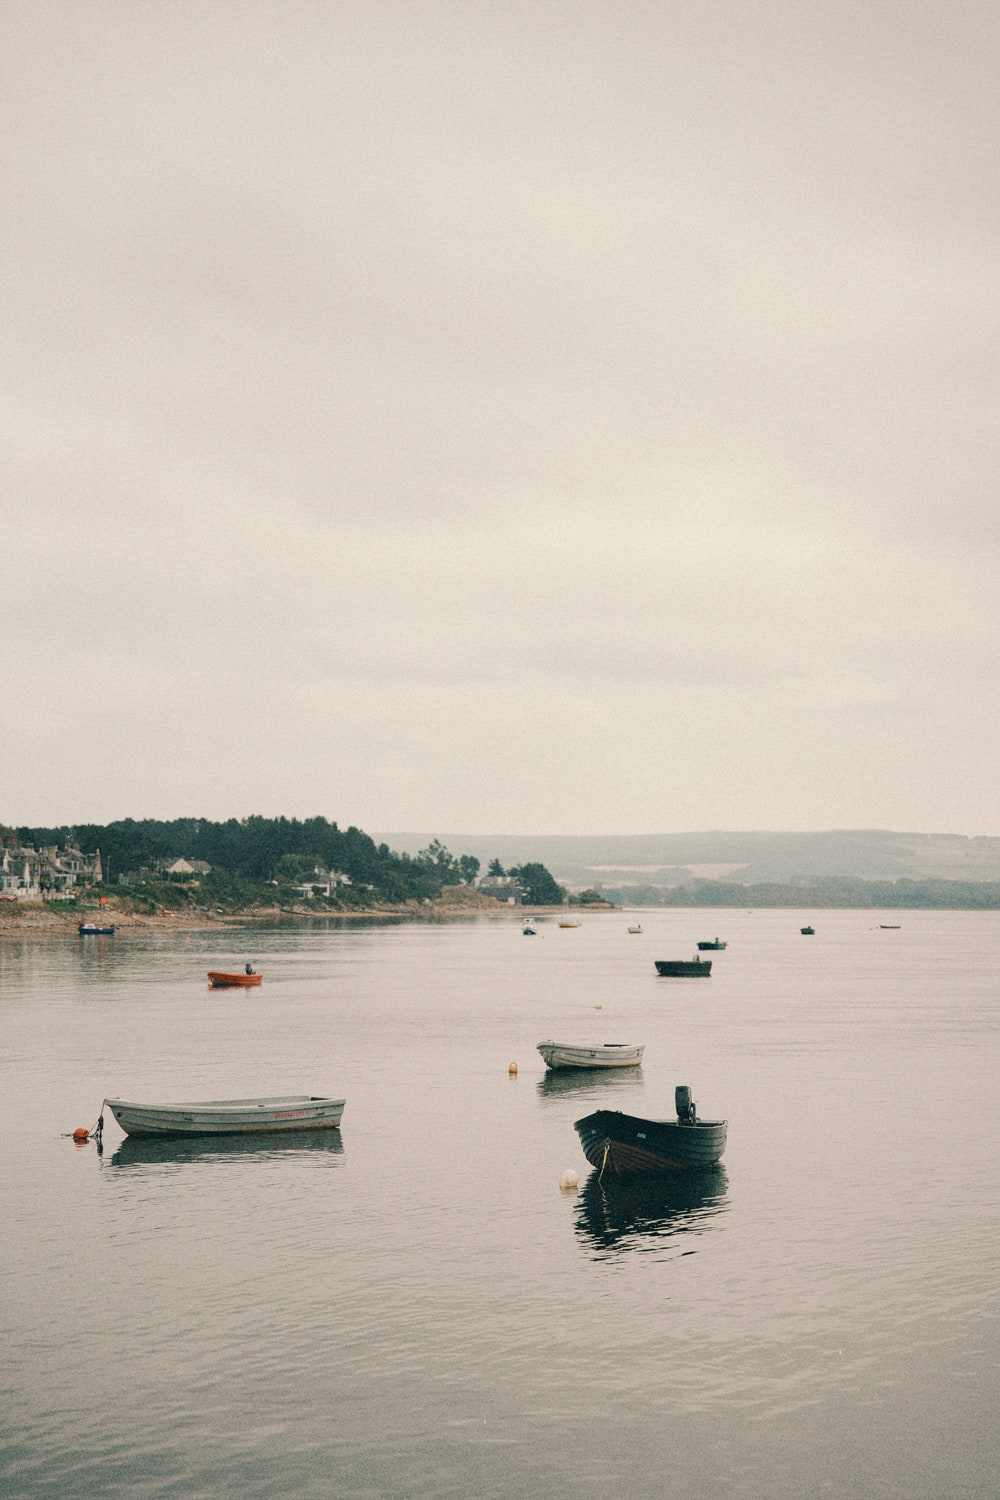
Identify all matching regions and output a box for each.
[15,817,482,903]
[596,876,1000,910]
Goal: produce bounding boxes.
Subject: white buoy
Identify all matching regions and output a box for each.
[559,1169,579,1191]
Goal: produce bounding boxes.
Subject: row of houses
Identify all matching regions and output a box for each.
[1,845,523,905]
[0,844,103,902]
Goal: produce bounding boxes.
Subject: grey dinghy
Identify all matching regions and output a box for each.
[105,1094,345,1137]
[537,1041,645,1070]
[575,1087,726,1175]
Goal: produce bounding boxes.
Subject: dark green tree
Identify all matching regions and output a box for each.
[509,862,565,905]
[418,840,459,883]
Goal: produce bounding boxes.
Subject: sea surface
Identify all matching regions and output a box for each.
[2,908,998,1499]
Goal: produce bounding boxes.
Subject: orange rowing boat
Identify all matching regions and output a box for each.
[207,970,263,988]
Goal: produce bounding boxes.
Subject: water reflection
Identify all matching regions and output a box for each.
[103,1128,346,1171]
[536,1067,647,1100]
[575,1164,729,1258]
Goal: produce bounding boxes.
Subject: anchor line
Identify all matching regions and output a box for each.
[597,1141,609,1184]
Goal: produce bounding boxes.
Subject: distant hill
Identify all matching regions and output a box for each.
[374,830,1000,891]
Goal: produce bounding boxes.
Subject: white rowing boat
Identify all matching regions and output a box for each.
[105,1094,345,1137]
[536,1041,645,1071]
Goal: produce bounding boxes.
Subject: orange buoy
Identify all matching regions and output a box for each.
[72,1127,90,1142]
[508,1061,518,1074]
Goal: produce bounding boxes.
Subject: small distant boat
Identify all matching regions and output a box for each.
[537,1041,645,1071]
[207,970,262,988]
[627,924,643,934]
[575,1086,727,1175]
[558,920,581,928]
[78,921,115,935]
[697,938,727,950]
[105,1094,345,1137]
[800,926,815,936]
[522,921,537,936]
[654,956,711,977]
[879,924,900,929]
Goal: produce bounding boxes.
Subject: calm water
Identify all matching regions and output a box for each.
[2,909,998,1499]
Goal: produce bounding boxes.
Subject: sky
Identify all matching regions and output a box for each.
[4,1,999,837]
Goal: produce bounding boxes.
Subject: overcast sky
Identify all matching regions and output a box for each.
[4,2,999,837]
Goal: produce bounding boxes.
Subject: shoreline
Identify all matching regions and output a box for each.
[0,898,616,936]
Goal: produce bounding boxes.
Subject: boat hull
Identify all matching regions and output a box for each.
[697,941,726,950]
[654,959,711,976]
[575,1108,727,1174]
[79,925,115,935]
[106,1094,345,1137]
[207,971,262,987]
[537,1042,644,1070]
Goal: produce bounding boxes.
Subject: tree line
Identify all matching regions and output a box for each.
[593,875,1000,909]
[13,817,564,906]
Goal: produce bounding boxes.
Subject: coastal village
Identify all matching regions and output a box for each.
[1,842,103,901]
[0,838,554,915]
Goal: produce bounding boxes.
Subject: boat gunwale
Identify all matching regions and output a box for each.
[106,1093,346,1137]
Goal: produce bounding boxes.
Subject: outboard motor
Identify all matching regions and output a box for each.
[675,1085,697,1124]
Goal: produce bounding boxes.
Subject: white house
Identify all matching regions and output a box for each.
[293,869,353,899]
[163,858,212,877]
[1,848,42,901]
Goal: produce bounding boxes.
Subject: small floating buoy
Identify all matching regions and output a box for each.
[559,1169,579,1191]
[508,1061,518,1074]
[72,1127,90,1142]
[594,1004,602,1010]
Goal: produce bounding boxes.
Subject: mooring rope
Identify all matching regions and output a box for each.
[65,1099,106,1142]
[597,1141,609,1184]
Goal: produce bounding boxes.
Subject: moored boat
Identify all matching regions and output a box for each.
[207,970,262,987]
[78,921,115,935]
[575,1087,727,1176]
[558,920,581,928]
[800,926,815,935]
[104,1093,345,1137]
[522,921,537,935]
[627,924,643,934]
[537,1041,645,1071]
[697,938,726,950]
[654,956,711,977]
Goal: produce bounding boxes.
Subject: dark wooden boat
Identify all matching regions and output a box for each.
[697,939,727,950]
[879,925,900,929]
[654,956,711,976]
[800,926,815,935]
[78,921,115,935]
[575,1087,727,1176]
[207,970,263,988]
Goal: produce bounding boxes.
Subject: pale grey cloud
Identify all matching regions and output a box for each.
[3,1,999,834]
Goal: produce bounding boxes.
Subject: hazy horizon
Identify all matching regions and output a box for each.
[6,4,999,835]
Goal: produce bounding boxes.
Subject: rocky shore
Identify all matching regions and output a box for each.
[0,886,607,935]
